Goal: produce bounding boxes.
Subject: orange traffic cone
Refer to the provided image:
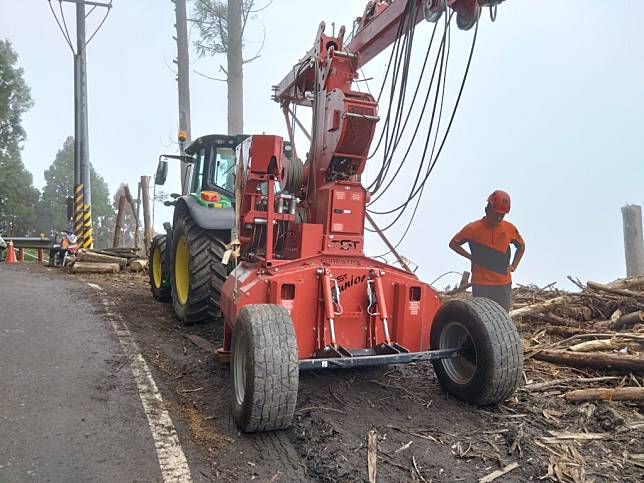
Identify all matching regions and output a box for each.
[5,240,17,263]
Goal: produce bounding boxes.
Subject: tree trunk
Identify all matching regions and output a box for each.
[141,176,152,256]
[533,349,644,373]
[113,195,126,248]
[130,259,148,272]
[77,250,127,269]
[509,295,571,319]
[622,205,644,277]
[564,387,644,403]
[587,280,644,299]
[227,0,244,134]
[70,261,120,274]
[123,184,140,249]
[612,311,644,331]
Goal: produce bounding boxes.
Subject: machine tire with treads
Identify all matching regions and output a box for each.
[149,235,171,302]
[231,304,299,432]
[171,213,228,324]
[430,298,523,405]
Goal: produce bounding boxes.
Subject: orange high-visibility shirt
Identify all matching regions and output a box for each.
[452,218,524,286]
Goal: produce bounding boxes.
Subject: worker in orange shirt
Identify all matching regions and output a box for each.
[449,190,526,311]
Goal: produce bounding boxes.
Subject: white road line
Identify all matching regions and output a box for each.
[103,299,192,483]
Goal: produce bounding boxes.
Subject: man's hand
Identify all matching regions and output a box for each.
[508,264,517,273]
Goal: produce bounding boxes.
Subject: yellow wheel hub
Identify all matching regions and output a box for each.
[175,236,190,305]
[152,248,162,288]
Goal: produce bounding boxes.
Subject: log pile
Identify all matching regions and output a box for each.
[505,276,644,410]
[66,248,148,274]
[438,277,644,480]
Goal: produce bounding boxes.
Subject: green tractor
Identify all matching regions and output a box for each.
[149,134,247,324]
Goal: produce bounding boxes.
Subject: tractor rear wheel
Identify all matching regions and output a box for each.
[171,213,228,324]
[231,304,299,432]
[431,298,523,405]
[149,235,171,302]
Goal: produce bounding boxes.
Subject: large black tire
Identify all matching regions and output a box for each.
[231,304,299,432]
[431,298,523,405]
[171,213,228,324]
[149,235,171,302]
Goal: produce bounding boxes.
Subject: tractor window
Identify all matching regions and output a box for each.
[209,147,236,194]
[192,148,206,193]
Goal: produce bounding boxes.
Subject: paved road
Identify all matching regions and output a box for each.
[0,264,169,482]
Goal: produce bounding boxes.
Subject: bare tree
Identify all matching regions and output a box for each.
[191,0,269,135]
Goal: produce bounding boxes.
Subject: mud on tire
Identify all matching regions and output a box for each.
[149,235,171,302]
[431,298,523,405]
[171,213,228,324]
[231,304,299,432]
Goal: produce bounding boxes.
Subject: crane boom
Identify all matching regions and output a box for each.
[274,0,503,104]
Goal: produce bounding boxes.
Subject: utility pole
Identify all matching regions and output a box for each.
[75,1,92,248]
[622,204,644,277]
[173,0,192,194]
[51,0,112,249]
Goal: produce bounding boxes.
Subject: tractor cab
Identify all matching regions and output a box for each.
[155,133,294,203]
[184,134,249,201]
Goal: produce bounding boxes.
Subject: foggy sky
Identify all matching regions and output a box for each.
[1,0,643,289]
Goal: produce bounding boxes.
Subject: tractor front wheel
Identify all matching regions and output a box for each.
[149,235,171,302]
[171,214,228,324]
[231,304,299,432]
[431,298,523,405]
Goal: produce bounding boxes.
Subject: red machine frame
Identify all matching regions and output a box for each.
[219,0,502,368]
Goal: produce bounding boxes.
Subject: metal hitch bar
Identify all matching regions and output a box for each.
[299,348,461,371]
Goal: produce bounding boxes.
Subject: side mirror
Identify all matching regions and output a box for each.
[163,201,174,207]
[170,193,180,199]
[155,158,168,186]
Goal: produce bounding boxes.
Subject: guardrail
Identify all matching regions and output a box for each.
[3,237,52,263]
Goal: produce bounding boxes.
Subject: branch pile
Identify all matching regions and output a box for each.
[513,276,644,382]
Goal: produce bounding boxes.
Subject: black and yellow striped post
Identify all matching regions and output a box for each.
[74,184,85,240]
[74,184,93,249]
[82,203,93,249]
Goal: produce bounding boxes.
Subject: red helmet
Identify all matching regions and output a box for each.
[487,190,511,214]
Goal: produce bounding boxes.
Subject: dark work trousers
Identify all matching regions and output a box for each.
[472,284,512,312]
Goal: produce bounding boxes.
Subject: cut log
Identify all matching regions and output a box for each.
[587,281,644,300]
[91,248,139,259]
[592,320,611,331]
[555,305,593,321]
[130,259,148,272]
[612,311,644,331]
[510,295,571,319]
[533,349,644,373]
[533,312,580,327]
[608,276,644,290]
[569,339,620,352]
[77,251,127,269]
[564,387,644,403]
[524,376,620,392]
[545,326,589,338]
[70,262,120,274]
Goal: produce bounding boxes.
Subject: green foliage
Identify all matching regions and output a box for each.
[38,136,115,247]
[0,155,40,235]
[0,39,39,236]
[0,39,33,156]
[192,0,229,56]
[191,0,258,57]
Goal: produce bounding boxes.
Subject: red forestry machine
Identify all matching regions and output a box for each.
[217,0,521,432]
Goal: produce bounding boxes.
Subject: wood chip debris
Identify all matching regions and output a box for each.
[478,462,519,483]
[367,430,377,483]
